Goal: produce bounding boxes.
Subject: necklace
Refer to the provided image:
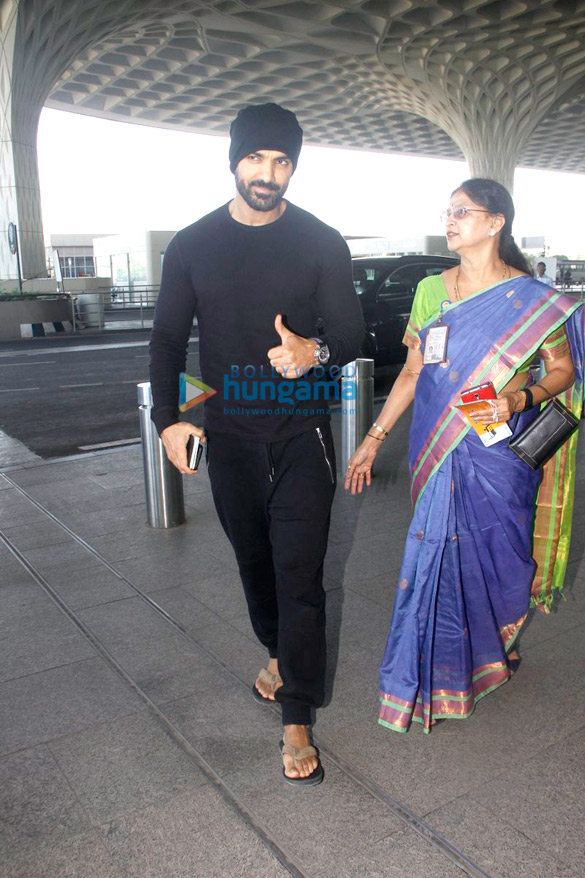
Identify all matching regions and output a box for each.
[453,260,510,301]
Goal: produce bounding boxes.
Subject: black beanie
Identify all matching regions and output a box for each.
[229,103,303,173]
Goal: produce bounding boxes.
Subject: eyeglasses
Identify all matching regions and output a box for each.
[440,206,491,222]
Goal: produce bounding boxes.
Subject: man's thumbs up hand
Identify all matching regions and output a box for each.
[274,313,293,342]
[267,314,318,377]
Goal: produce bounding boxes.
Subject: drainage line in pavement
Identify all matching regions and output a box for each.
[1,475,492,878]
[0,528,309,878]
[0,473,248,693]
[316,746,493,878]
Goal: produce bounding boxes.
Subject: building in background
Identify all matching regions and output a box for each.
[45,229,455,294]
[92,231,175,289]
[46,233,111,278]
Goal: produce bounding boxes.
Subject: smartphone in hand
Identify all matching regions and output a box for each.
[460,382,496,404]
[186,435,203,471]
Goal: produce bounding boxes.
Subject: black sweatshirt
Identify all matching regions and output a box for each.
[149,201,364,441]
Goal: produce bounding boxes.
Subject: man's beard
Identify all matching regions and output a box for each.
[235,173,286,212]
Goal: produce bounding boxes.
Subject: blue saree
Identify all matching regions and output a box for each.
[379,276,584,733]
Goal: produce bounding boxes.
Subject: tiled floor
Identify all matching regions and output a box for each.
[1,414,584,878]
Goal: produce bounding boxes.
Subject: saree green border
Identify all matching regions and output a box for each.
[531,381,583,611]
[409,678,508,734]
[379,662,511,734]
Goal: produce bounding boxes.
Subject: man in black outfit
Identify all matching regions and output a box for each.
[150,103,363,785]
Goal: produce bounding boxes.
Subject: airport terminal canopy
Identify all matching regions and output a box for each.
[2,0,585,277]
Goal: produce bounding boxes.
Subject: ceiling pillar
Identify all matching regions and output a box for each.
[0,1,46,280]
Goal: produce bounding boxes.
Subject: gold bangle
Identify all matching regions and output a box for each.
[367,432,384,442]
[372,422,389,436]
[402,365,421,377]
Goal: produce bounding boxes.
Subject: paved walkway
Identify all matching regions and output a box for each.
[1,412,584,878]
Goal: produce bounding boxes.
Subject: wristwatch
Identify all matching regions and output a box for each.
[311,337,330,365]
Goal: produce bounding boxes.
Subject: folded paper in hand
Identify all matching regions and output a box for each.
[456,398,512,447]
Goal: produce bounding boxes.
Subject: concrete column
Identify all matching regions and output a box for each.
[0,1,23,281]
[375,19,582,198]
[448,125,521,195]
[0,1,45,280]
[466,152,517,197]
[404,82,532,196]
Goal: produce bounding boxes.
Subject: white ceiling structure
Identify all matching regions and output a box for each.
[2,0,585,277]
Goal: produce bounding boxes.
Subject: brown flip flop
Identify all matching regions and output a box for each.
[279,740,324,786]
[251,667,282,705]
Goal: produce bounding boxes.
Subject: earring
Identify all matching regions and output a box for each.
[489,231,495,237]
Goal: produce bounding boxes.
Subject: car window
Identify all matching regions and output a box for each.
[377,263,447,300]
[353,265,394,297]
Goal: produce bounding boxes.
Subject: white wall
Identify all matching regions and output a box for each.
[146,231,175,286]
[92,230,175,285]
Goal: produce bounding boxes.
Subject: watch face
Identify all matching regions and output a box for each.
[313,340,330,365]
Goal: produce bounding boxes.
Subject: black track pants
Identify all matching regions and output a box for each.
[206,424,336,726]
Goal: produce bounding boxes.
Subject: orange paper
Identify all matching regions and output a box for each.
[455,400,508,437]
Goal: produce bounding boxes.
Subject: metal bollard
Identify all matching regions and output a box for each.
[137,382,185,527]
[341,359,374,473]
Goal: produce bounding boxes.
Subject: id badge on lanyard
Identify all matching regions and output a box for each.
[422,299,450,365]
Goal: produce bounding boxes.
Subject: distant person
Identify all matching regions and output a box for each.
[71,295,85,330]
[535,261,555,286]
[564,268,573,287]
[149,103,363,783]
[345,178,583,733]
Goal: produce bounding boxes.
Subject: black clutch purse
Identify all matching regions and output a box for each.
[509,398,580,470]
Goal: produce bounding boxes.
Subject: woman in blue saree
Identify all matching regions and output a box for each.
[345,179,583,733]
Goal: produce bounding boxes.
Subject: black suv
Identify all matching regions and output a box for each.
[353,255,458,365]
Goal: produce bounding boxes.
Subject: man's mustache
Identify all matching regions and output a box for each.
[249,180,281,193]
